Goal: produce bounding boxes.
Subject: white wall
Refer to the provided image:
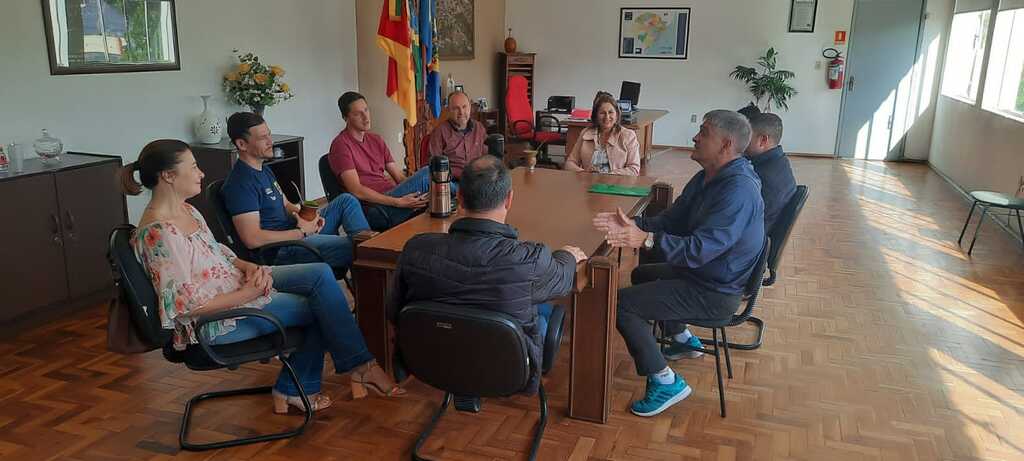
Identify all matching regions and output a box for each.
[0,0,359,222]
[505,0,854,154]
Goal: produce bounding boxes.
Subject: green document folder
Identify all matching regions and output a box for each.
[588,184,651,197]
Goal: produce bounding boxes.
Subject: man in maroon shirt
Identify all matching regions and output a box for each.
[428,91,486,180]
[328,91,440,230]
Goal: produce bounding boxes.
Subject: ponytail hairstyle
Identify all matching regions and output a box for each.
[120,139,191,196]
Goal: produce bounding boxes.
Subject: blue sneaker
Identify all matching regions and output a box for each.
[631,374,692,417]
[663,334,704,361]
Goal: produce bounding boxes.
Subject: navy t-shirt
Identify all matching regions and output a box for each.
[221,160,296,231]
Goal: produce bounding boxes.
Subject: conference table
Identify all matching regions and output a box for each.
[351,167,673,423]
[560,109,670,165]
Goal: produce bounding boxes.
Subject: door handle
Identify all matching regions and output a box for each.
[848,76,855,92]
[50,213,63,246]
[65,210,77,241]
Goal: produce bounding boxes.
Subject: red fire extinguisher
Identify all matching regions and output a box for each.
[823,48,844,90]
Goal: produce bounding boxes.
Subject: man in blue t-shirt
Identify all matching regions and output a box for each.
[221,112,370,272]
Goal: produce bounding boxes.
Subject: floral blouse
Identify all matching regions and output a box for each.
[132,204,273,350]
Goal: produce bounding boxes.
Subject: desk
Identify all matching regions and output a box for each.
[352,168,672,423]
[562,109,669,165]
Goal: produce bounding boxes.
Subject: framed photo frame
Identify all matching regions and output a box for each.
[618,7,690,60]
[437,0,475,60]
[40,0,181,75]
[788,0,818,33]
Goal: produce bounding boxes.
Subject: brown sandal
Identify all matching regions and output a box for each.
[273,390,332,414]
[351,360,406,398]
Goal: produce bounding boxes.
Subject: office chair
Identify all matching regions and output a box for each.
[655,237,770,417]
[317,154,401,232]
[505,75,565,162]
[397,302,566,461]
[108,225,312,451]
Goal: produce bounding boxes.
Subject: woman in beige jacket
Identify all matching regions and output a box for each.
[564,92,641,176]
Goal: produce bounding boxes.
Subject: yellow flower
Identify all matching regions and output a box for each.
[224,71,239,81]
[237,63,251,74]
[279,82,290,93]
[253,73,269,84]
[270,65,285,77]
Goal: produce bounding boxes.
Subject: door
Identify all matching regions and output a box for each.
[56,162,127,299]
[0,174,69,321]
[837,0,924,159]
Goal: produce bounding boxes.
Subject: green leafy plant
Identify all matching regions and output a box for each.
[729,48,798,112]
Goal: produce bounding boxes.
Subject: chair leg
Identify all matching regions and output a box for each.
[712,329,726,418]
[968,205,989,255]
[720,328,733,379]
[412,392,453,461]
[527,384,549,461]
[958,200,978,245]
[179,356,312,451]
[699,316,765,351]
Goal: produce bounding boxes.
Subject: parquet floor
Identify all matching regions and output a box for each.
[2,151,1023,460]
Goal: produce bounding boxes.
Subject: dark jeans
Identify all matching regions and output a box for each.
[616,263,741,376]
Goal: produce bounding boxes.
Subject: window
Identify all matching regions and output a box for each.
[942,8,991,102]
[982,1,1024,118]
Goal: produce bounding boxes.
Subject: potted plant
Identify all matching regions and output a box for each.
[223,50,294,116]
[729,47,798,112]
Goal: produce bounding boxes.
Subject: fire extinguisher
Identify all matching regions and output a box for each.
[823,48,844,90]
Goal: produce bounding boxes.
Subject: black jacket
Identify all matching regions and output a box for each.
[748,145,796,232]
[390,217,577,394]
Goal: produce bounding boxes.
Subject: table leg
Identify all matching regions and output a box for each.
[352,265,395,376]
[568,255,618,424]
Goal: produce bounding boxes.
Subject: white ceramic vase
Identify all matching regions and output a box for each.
[193,95,224,144]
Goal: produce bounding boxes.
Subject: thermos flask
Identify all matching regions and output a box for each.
[429,156,454,218]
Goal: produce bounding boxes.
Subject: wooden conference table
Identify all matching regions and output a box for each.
[351,167,673,423]
[562,109,669,165]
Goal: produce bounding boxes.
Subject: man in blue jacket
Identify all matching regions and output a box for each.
[594,109,765,417]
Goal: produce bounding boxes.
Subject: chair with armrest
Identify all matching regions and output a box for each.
[397,302,566,461]
[505,75,565,163]
[317,154,395,232]
[108,225,312,451]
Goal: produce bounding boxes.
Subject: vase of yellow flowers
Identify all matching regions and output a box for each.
[223,50,293,116]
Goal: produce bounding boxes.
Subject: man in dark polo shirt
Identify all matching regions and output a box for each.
[428,91,486,180]
[744,112,796,231]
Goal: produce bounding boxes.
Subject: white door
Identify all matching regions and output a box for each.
[837,0,925,159]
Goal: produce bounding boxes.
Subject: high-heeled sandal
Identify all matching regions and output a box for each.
[272,390,332,414]
[351,361,406,398]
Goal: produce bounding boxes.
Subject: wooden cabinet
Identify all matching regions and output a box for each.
[0,153,127,323]
[498,52,536,136]
[188,135,305,237]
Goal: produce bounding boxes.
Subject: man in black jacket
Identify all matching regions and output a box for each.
[392,155,587,394]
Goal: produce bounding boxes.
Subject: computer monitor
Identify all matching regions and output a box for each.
[620,81,641,109]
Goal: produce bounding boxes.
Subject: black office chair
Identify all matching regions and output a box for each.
[206,179,324,266]
[108,225,312,451]
[317,154,396,232]
[397,302,566,461]
[656,237,770,418]
[724,184,809,351]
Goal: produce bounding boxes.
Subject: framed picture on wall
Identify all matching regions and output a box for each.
[788,0,818,33]
[618,7,690,60]
[437,0,474,60]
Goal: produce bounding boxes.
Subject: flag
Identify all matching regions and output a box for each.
[421,0,441,118]
[408,0,424,93]
[378,0,417,125]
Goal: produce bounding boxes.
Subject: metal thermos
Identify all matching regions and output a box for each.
[429,156,453,218]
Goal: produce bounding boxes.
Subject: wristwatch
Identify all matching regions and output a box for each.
[643,232,655,250]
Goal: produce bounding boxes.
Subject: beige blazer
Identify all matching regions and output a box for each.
[564,127,641,176]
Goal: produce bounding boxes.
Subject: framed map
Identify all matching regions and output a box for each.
[437,0,474,60]
[618,7,690,60]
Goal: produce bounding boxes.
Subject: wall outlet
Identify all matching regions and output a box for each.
[814,60,822,70]
[690,114,698,123]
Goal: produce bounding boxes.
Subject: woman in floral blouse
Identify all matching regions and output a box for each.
[121,139,403,415]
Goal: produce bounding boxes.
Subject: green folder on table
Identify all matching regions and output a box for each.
[588,183,651,197]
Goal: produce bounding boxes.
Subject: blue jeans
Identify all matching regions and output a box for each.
[208,263,374,396]
[537,303,554,343]
[366,168,459,230]
[274,193,369,272]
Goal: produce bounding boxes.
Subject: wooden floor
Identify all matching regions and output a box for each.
[2,151,1023,460]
